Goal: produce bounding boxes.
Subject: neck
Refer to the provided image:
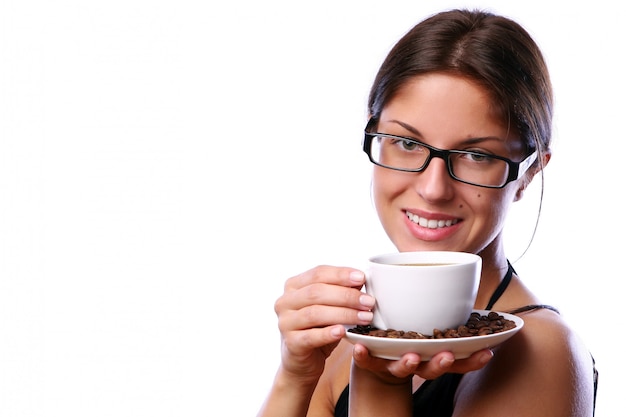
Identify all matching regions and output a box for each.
[474,235,511,309]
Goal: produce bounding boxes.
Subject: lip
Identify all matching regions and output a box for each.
[403,209,461,241]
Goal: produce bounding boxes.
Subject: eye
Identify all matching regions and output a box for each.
[462,151,496,163]
[400,139,419,151]
[389,137,423,152]
[470,153,490,162]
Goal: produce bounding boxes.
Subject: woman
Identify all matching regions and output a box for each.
[257,9,597,417]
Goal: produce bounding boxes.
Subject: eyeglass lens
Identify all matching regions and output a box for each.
[369,135,510,187]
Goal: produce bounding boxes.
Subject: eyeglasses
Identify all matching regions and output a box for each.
[363,119,537,189]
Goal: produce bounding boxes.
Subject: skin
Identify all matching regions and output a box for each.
[258,74,595,417]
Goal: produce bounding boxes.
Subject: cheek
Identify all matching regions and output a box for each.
[372,169,407,207]
[475,189,515,226]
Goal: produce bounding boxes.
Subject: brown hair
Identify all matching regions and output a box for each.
[368,9,553,157]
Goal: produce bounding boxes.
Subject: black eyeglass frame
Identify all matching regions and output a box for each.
[362,119,538,189]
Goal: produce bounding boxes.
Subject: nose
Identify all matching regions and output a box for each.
[414,156,455,202]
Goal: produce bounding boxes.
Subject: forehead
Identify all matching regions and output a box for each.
[379,73,518,145]
[384,74,496,120]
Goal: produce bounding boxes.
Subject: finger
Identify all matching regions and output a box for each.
[276,282,375,314]
[279,304,374,332]
[416,349,493,380]
[415,351,455,380]
[352,344,417,382]
[282,325,346,355]
[386,353,421,379]
[446,349,493,374]
[284,266,366,292]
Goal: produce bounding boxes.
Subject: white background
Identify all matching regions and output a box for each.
[1,1,622,415]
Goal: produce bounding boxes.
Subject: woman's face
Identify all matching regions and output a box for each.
[372,73,528,255]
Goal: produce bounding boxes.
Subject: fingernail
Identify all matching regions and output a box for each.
[480,350,494,364]
[353,344,367,360]
[359,294,375,308]
[439,356,454,368]
[357,311,373,321]
[330,326,344,338]
[349,271,365,284]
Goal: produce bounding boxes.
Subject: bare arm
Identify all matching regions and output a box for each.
[257,366,323,417]
[258,266,498,417]
[348,343,494,417]
[349,348,413,417]
[256,266,375,417]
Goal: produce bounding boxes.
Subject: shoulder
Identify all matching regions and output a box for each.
[455,309,596,416]
[514,309,592,374]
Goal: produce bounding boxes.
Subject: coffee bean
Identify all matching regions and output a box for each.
[348,312,516,339]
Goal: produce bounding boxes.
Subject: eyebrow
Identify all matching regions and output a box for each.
[387,119,505,145]
[388,120,422,137]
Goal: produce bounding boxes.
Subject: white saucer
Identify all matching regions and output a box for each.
[344,310,523,361]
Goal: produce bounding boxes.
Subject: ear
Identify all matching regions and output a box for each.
[514,185,527,202]
[513,150,551,202]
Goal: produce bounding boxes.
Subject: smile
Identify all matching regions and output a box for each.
[405,211,459,229]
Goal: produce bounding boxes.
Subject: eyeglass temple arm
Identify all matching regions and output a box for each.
[512,151,538,180]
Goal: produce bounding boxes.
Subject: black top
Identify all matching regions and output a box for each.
[333,262,597,417]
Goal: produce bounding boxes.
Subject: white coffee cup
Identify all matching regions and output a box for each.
[366,251,481,335]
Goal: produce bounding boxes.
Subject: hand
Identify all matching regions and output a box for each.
[351,343,494,383]
[273,265,376,384]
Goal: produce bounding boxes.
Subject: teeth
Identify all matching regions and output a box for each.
[406,212,458,229]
